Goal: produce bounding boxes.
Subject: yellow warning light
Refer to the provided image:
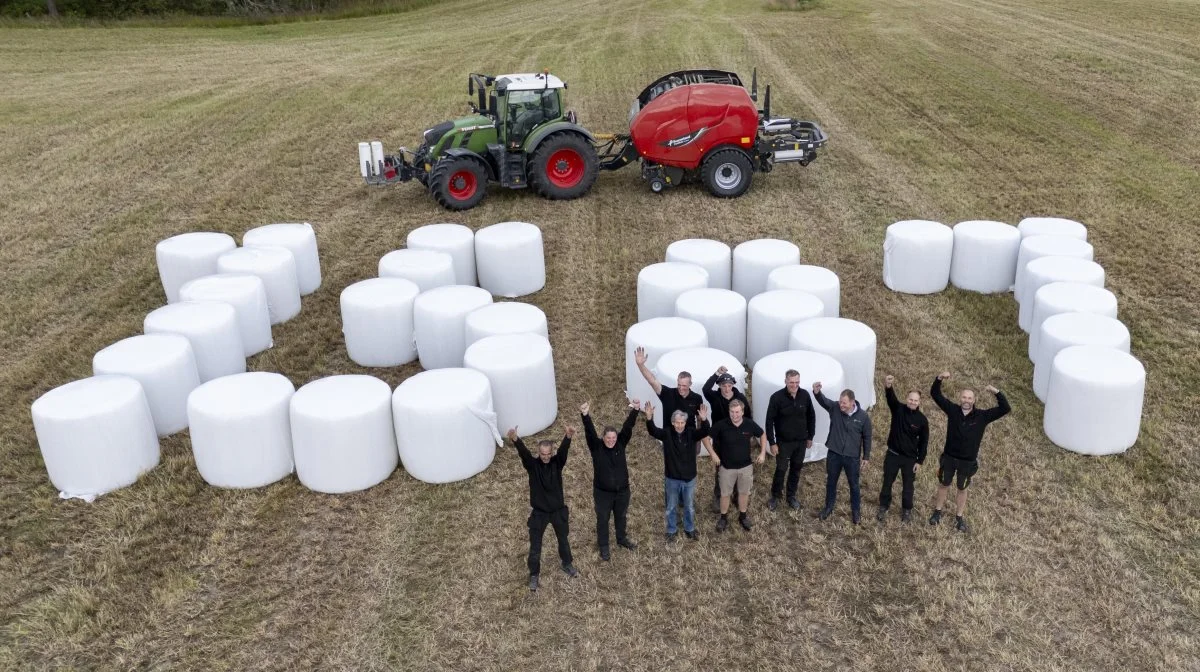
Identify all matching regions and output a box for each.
[741,137,752,144]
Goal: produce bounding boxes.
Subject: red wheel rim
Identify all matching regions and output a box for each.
[448,170,477,200]
[546,149,584,188]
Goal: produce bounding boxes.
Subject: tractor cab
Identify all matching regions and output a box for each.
[470,72,568,149]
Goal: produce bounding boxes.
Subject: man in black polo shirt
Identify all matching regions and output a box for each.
[876,375,929,524]
[701,366,750,511]
[708,399,767,532]
[580,399,641,561]
[929,372,1010,533]
[508,424,579,592]
[634,346,704,436]
[764,368,816,512]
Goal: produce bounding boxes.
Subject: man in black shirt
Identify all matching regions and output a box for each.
[580,399,642,561]
[708,399,767,532]
[701,367,750,511]
[645,400,711,541]
[876,375,929,524]
[764,369,816,512]
[509,424,579,591]
[929,372,1011,533]
[635,346,705,435]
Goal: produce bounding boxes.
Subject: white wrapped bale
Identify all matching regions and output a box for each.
[883,220,954,294]
[391,368,501,483]
[1033,313,1130,402]
[666,239,732,289]
[638,262,710,322]
[31,375,160,499]
[1019,257,1106,331]
[1044,346,1144,456]
[378,249,456,293]
[1017,217,1088,241]
[340,278,420,367]
[674,288,747,364]
[179,274,273,356]
[187,372,295,488]
[766,265,840,317]
[746,290,825,367]
[625,318,708,412]
[407,223,477,286]
[464,334,557,434]
[751,350,845,462]
[242,222,321,295]
[92,334,199,436]
[732,239,801,299]
[216,246,301,325]
[788,317,878,409]
[1028,282,1119,360]
[290,375,397,494]
[475,221,546,297]
[464,301,549,347]
[950,220,1022,293]
[155,232,237,304]
[655,347,745,429]
[413,285,493,369]
[143,302,246,382]
[1014,235,1094,302]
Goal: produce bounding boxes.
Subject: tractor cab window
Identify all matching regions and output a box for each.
[506,89,560,147]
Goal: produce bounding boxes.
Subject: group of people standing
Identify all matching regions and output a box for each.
[508,348,1010,591]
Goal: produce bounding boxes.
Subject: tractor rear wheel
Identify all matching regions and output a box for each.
[529,133,599,200]
[700,148,753,198]
[429,156,487,211]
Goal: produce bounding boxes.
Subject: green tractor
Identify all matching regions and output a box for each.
[359,71,601,210]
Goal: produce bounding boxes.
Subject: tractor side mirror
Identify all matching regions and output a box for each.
[750,68,758,103]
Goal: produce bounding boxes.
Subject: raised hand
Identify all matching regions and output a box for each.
[884,375,895,387]
[634,346,648,366]
[580,401,590,416]
[643,401,655,416]
[506,427,519,442]
[812,381,822,395]
[938,371,951,381]
[564,425,577,439]
[629,398,641,409]
[716,365,728,376]
[985,384,1000,395]
[698,404,709,420]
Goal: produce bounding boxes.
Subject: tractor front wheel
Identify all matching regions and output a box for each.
[700,148,753,198]
[529,133,599,200]
[429,157,487,211]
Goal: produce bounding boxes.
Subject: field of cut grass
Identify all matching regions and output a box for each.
[2,0,1198,669]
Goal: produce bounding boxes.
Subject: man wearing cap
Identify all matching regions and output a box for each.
[701,366,751,511]
[579,399,642,561]
[812,383,872,525]
[764,369,816,512]
[708,399,768,532]
[928,372,1010,533]
[876,375,929,523]
[508,424,579,592]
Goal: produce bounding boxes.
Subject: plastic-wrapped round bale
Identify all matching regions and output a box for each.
[179,274,273,356]
[882,220,953,294]
[788,317,877,409]
[1014,235,1094,302]
[1033,313,1130,402]
[391,368,501,483]
[1044,346,1144,455]
[156,232,237,304]
[1028,282,1118,361]
[464,333,557,434]
[242,222,321,295]
[655,347,745,430]
[340,278,420,367]
[1017,217,1087,241]
[475,221,545,297]
[751,350,845,462]
[766,265,840,317]
[666,239,732,289]
[625,318,708,412]
[290,375,397,493]
[746,290,825,367]
[464,301,549,347]
[31,375,160,499]
[638,262,709,322]
[732,239,801,299]
[378,249,456,293]
[92,333,199,436]
[674,288,747,364]
[950,220,1022,293]
[216,246,301,325]
[1018,256,1105,331]
[413,285,493,369]
[143,301,246,382]
[407,223,477,286]
[187,372,295,488]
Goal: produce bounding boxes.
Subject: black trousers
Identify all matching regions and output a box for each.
[770,441,805,499]
[879,451,917,510]
[594,487,631,549]
[528,506,572,576]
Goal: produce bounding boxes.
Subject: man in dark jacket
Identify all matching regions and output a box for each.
[580,399,642,561]
[876,375,929,523]
[813,383,872,525]
[929,372,1011,533]
[509,424,579,592]
[701,367,750,511]
[764,369,816,511]
[645,400,710,542]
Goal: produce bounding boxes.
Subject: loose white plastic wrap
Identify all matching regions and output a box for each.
[882,220,954,294]
[788,317,877,409]
[216,246,301,325]
[751,350,845,462]
[475,221,546,297]
[1044,346,1144,456]
[290,375,397,493]
[413,285,493,369]
[1017,217,1087,241]
[340,278,420,367]
[674,288,747,364]
[464,301,549,347]
[655,347,745,429]
[766,265,840,317]
[625,317,708,412]
[31,375,160,499]
[187,372,295,488]
[637,262,710,322]
[391,368,501,483]
[950,220,1022,293]
[92,334,199,436]
[378,249,456,293]
[155,232,237,304]
[143,302,246,382]
[1013,235,1094,302]
[1033,313,1130,402]
[746,290,825,367]
[666,238,732,289]
[242,222,321,295]
[406,223,477,286]
[1018,256,1105,331]
[179,274,273,356]
[1028,282,1119,360]
[732,239,801,299]
[464,333,557,434]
